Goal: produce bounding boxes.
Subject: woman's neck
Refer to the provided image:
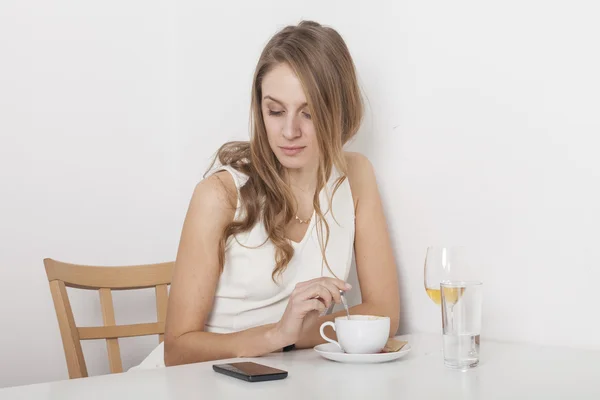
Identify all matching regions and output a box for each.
[285,162,319,194]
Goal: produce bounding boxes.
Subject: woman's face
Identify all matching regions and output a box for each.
[261,63,318,171]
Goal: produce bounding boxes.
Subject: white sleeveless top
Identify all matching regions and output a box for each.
[131,164,355,370]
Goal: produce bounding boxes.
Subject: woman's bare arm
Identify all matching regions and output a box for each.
[163,173,286,366]
[295,152,400,348]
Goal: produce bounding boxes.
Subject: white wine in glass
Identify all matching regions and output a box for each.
[424,246,471,305]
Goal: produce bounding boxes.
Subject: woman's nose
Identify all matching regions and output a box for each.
[281,115,302,140]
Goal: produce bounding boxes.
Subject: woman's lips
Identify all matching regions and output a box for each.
[279,146,305,156]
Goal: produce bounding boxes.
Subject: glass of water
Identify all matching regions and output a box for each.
[441,281,482,370]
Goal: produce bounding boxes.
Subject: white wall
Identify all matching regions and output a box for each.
[0,0,184,387]
[1,0,599,388]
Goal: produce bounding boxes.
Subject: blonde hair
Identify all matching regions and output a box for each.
[209,20,363,281]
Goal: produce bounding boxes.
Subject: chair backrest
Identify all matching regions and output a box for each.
[43,258,174,378]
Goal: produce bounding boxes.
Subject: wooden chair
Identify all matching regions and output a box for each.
[44,258,174,379]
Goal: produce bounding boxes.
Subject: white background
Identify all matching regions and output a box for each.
[1,0,598,388]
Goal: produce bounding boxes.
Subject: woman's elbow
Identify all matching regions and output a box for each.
[163,336,182,367]
[382,303,400,336]
[389,312,400,336]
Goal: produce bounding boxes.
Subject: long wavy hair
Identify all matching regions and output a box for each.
[208,21,363,282]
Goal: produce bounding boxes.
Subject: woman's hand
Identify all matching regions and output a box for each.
[272,277,351,346]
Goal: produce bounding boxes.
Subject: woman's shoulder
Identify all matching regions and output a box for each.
[344,151,373,171]
[190,171,237,221]
[343,152,377,208]
[344,151,376,185]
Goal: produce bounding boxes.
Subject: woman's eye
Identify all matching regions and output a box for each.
[303,112,312,120]
[268,110,283,116]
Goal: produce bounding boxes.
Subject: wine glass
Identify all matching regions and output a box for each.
[424,246,472,305]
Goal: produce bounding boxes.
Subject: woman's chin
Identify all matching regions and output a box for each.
[275,155,311,170]
[278,160,306,170]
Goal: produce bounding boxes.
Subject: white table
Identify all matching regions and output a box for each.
[2,334,599,399]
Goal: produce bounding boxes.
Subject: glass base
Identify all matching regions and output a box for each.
[444,359,479,370]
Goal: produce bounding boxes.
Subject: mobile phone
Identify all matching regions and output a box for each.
[212,361,288,382]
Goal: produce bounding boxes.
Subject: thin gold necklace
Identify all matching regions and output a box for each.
[295,214,311,224]
[290,182,314,224]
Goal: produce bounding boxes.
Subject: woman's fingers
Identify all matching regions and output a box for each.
[302,298,327,313]
[287,277,352,321]
[301,280,347,305]
[319,280,346,304]
[295,277,351,293]
[298,283,334,308]
[276,278,352,344]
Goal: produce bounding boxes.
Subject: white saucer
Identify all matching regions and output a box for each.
[314,343,411,364]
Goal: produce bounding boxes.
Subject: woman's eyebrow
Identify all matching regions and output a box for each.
[263,95,308,108]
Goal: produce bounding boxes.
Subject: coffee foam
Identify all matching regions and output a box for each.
[341,315,385,321]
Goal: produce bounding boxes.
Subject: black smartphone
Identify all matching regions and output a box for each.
[212,361,288,382]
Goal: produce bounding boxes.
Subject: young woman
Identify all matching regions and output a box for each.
[135,20,399,369]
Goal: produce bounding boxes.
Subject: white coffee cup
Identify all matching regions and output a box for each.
[319,315,390,354]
